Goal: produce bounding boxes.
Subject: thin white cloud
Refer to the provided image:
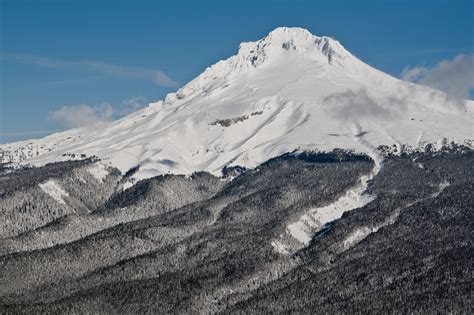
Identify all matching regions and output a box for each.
[1,53,178,87]
[401,54,474,100]
[119,96,148,116]
[323,88,407,121]
[51,103,114,128]
[50,96,149,128]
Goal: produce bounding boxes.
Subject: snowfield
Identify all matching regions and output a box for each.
[1,27,473,184]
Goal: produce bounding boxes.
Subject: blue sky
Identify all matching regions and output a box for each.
[1,0,473,143]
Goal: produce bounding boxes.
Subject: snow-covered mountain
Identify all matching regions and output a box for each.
[1,27,473,183]
[1,27,473,313]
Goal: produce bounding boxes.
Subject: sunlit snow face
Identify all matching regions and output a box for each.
[1,27,472,185]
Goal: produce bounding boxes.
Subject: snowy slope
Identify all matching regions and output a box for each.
[1,27,473,182]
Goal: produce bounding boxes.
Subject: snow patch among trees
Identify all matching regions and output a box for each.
[38,180,69,205]
[88,162,109,182]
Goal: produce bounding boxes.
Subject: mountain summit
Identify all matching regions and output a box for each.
[1,27,473,183]
[235,26,353,68]
[158,27,370,107]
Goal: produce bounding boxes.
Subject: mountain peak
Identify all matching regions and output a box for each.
[266,26,315,41]
[157,27,355,107]
[5,27,472,183]
[236,27,350,67]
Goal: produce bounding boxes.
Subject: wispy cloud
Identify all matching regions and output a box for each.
[119,96,148,116]
[0,96,149,142]
[51,103,115,128]
[323,88,407,121]
[50,96,149,128]
[323,88,410,135]
[1,53,178,87]
[401,54,474,100]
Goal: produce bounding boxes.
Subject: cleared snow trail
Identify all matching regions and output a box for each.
[201,141,450,311]
[272,134,383,255]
